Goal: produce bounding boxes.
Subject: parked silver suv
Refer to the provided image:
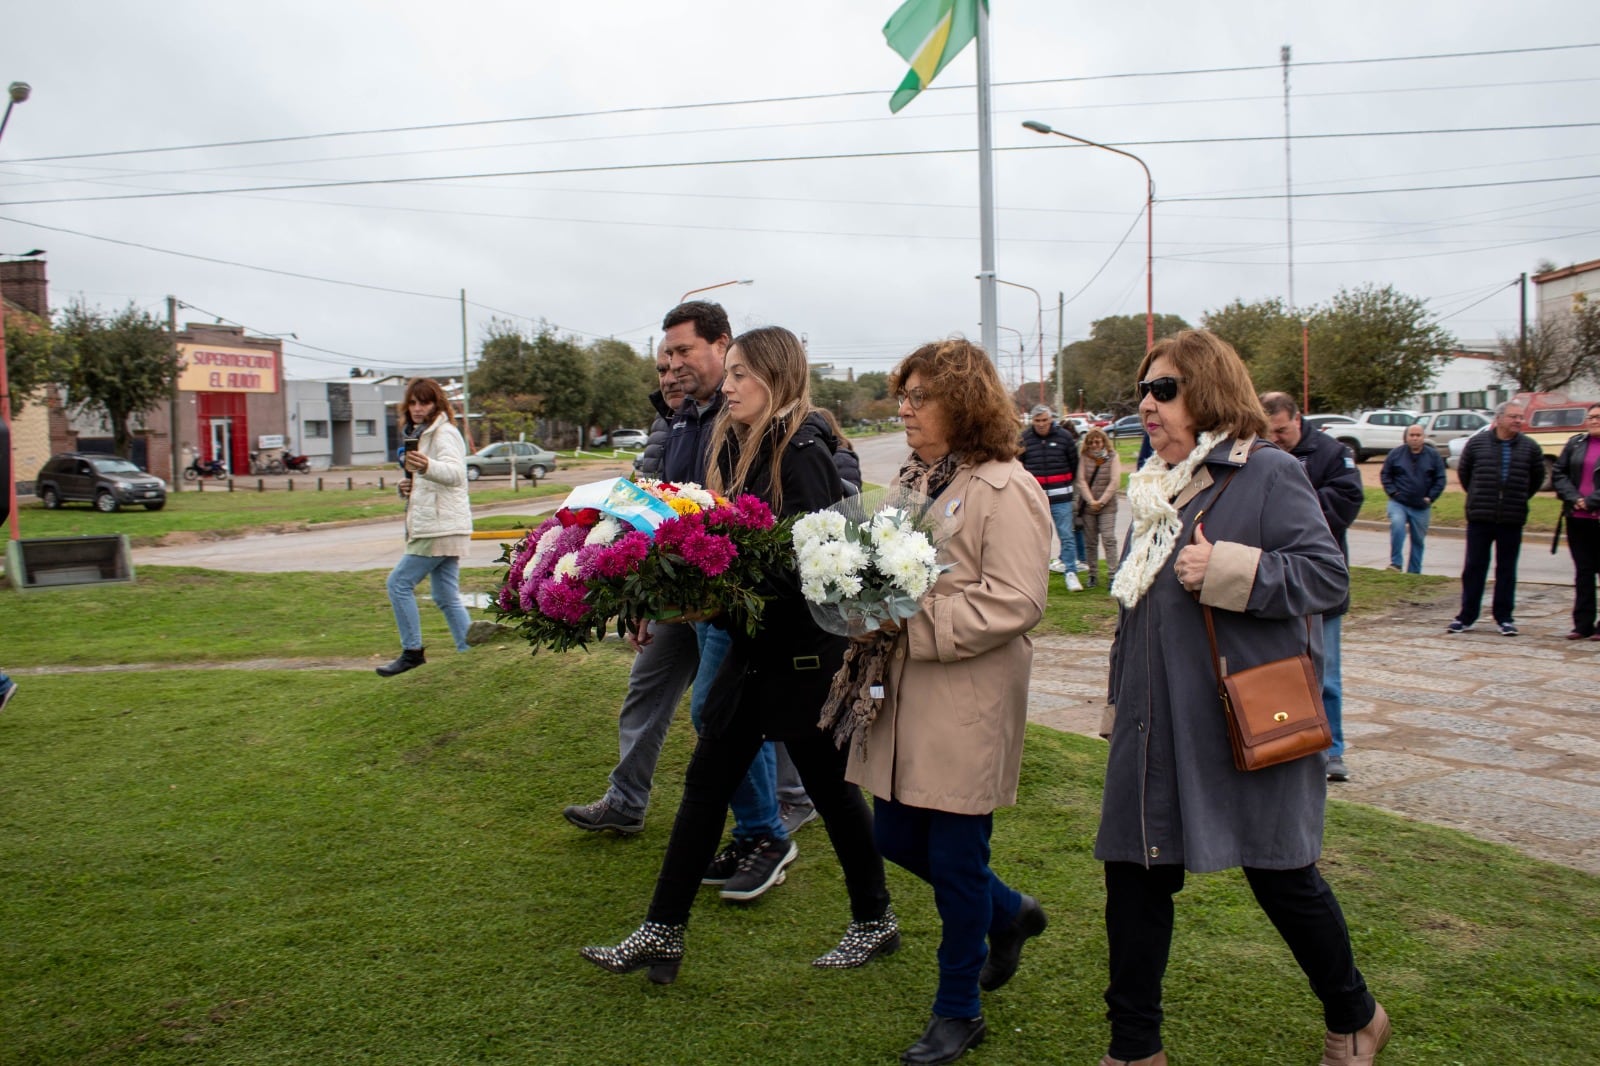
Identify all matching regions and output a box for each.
[1414,408,1492,459]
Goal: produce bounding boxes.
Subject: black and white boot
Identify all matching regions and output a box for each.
[580,921,686,984]
[812,908,901,968]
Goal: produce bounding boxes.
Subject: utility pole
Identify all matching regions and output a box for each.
[167,296,181,489]
[459,289,473,449]
[1055,291,1065,413]
[1519,272,1529,367]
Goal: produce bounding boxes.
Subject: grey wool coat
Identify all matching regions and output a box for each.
[1096,437,1348,873]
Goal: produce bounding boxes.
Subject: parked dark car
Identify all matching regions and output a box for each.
[35,452,167,512]
[1108,414,1145,438]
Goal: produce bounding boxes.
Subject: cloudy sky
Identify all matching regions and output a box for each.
[4,1,1599,386]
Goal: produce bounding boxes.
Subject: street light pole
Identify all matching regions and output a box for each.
[0,81,34,542]
[995,278,1045,407]
[996,325,1026,398]
[679,279,754,304]
[1022,120,1155,354]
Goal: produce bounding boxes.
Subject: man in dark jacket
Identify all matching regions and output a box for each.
[1380,423,1447,573]
[1019,405,1082,590]
[1263,393,1364,782]
[563,301,797,900]
[1451,400,1545,637]
[632,342,683,478]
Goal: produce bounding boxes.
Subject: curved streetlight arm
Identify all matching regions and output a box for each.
[993,277,1045,406]
[1023,119,1155,353]
[678,279,754,304]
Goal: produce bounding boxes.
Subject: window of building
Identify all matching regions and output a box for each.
[305,420,329,439]
[1459,391,1486,410]
[355,420,376,437]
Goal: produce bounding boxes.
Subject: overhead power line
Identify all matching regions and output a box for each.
[8,41,1596,165]
[6,122,1600,209]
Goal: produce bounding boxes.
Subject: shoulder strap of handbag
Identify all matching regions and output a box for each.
[1194,442,1311,681]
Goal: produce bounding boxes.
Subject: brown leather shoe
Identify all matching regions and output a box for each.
[1098,1053,1167,1066]
[1320,1001,1390,1065]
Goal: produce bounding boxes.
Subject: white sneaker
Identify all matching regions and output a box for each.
[1048,560,1067,573]
[1064,571,1083,592]
[1075,561,1090,573]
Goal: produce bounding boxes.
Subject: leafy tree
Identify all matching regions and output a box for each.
[1058,313,1192,415]
[1307,285,1454,411]
[1204,285,1453,411]
[812,377,864,423]
[856,371,889,400]
[54,300,180,459]
[2,308,58,412]
[469,319,591,447]
[586,339,655,432]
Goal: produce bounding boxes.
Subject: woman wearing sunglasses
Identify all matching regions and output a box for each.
[837,338,1053,1066]
[1096,330,1388,1066]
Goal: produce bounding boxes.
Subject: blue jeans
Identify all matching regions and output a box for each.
[1386,500,1430,573]
[1049,500,1080,571]
[875,798,1021,1019]
[604,620,700,819]
[386,553,471,652]
[1322,614,1344,756]
[692,623,784,844]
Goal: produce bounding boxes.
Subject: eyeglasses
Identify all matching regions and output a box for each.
[895,387,930,410]
[1136,376,1184,403]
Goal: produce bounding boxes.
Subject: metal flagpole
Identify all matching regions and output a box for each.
[974,1,998,362]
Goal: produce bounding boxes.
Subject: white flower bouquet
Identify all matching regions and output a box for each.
[792,491,949,638]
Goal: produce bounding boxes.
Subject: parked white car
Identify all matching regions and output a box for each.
[1447,425,1491,471]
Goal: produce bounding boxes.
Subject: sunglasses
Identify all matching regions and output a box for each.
[1136,376,1184,403]
[895,387,930,410]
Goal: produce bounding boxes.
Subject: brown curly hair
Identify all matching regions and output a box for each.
[889,338,1021,464]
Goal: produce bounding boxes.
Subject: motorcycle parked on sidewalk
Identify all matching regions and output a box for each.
[283,453,312,473]
[182,457,229,481]
[249,451,287,475]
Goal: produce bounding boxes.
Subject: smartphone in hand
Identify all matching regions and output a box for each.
[402,437,420,476]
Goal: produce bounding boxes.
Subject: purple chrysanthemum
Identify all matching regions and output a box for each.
[537,576,592,625]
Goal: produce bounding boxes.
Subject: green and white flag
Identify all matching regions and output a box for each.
[883,0,984,113]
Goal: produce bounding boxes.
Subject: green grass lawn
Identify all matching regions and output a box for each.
[1359,487,1563,532]
[5,568,1590,1063]
[9,483,569,544]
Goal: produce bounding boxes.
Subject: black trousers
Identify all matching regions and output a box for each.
[1568,516,1600,637]
[1458,520,1525,627]
[646,700,889,928]
[1103,862,1375,1060]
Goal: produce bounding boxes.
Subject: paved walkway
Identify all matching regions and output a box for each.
[1028,583,1600,876]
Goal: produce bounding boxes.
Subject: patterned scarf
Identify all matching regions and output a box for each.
[818,450,963,752]
[1109,431,1226,609]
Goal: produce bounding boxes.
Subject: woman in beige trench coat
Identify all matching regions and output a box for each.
[841,338,1052,1066]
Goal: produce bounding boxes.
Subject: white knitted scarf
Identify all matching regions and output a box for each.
[1110,430,1227,609]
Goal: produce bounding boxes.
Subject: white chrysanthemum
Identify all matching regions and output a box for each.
[586,516,625,545]
[797,539,868,599]
[868,507,911,546]
[793,510,848,551]
[876,529,939,599]
[553,551,582,580]
[530,525,564,570]
[677,484,716,510]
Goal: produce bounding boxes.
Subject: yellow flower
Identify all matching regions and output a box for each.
[667,497,702,515]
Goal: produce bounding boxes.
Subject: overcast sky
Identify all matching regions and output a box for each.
[4,1,1599,386]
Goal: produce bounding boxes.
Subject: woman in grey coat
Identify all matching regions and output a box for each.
[1097,331,1389,1066]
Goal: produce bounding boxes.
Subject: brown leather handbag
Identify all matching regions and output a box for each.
[1202,610,1332,772]
[1192,448,1331,772]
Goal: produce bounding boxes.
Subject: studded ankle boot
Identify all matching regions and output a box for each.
[812,908,901,968]
[580,920,685,984]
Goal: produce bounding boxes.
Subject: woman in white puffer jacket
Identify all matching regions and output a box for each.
[377,377,474,676]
